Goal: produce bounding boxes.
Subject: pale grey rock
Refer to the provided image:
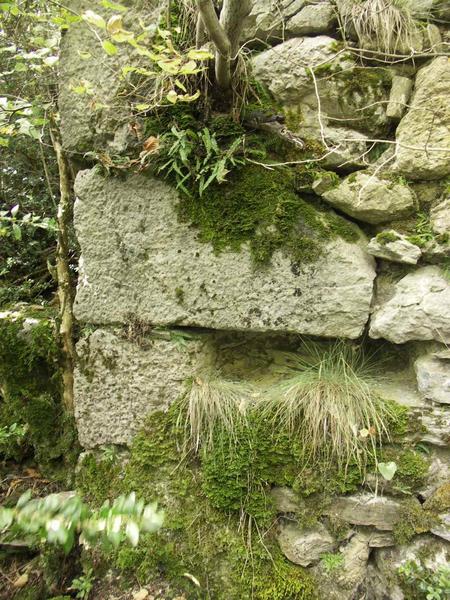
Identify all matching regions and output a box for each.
[422,239,450,263]
[430,198,450,235]
[431,513,450,542]
[286,3,337,35]
[336,532,370,589]
[74,328,206,448]
[277,521,336,566]
[242,0,307,43]
[251,36,390,137]
[419,451,450,498]
[415,351,450,405]
[367,530,395,548]
[325,494,405,530]
[386,76,413,119]
[73,169,376,338]
[367,232,421,264]
[321,172,416,225]
[370,266,450,343]
[305,125,370,170]
[419,404,450,446]
[270,487,304,513]
[59,0,164,154]
[394,58,450,179]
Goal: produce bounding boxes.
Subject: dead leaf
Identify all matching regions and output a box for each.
[132,589,149,600]
[142,136,159,153]
[13,573,29,588]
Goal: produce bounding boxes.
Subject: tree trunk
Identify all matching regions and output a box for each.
[50,127,75,414]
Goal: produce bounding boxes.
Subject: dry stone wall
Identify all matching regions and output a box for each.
[61,1,449,598]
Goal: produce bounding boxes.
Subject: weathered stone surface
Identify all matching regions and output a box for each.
[367,530,395,548]
[270,487,304,513]
[386,76,413,120]
[420,451,450,498]
[419,404,450,446]
[367,232,421,264]
[59,0,163,154]
[286,3,337,35]
[74,328,205,448]
[415,351,450,405]
[394,57,450,179]
[252,36,390,137]
[370,267,450,344]
[430,197,450,235]
[321,172,416,225]
[325,494,404,530]
[431,513,450,542]
[336,532,370,589]
[73,169,376,338]
[277,521,336,566]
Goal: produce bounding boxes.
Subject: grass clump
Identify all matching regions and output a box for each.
[264,341,392,472]
[339,0,419,55]
[178,164,358,266]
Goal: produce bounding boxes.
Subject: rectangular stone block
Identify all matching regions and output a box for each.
[73,169,375,339]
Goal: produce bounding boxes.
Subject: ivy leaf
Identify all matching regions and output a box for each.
[82,10,106,29]
[106,15,123,35]
[378,461,397,481]
[166,90,178,104]
[102,40,118,56]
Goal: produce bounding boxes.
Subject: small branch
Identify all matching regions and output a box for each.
[196,0,230,57]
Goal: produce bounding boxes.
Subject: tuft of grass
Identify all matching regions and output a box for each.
[264,341,392,472]
[339,0,419,55]
[178,376,258,451]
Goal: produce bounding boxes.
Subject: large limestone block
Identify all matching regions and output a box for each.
[415,351,450,405]
[321,172,416,225]
[394,57,450,179]
[367,232,421,264]
[252,36,390,137]
[73,169,376,338]
[74,328,206,448]
[369,266,450,343]
[59,0,163,154]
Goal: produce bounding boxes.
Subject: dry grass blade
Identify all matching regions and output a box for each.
[179,376,257,451]
[265,341,392,471]
[339,0,419,55]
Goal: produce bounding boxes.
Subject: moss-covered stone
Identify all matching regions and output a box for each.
[177,164,358,266]
[0,310,79,474]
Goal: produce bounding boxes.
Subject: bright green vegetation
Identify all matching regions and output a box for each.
[376,230,399,244]
[0,310,78,475]
[178,164,358,265]
[320,552,345,574]
[393,499,437,545]
[380,447,429,492]
[398,560,450,599]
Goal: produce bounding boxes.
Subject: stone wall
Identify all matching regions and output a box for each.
[60,1,449,598]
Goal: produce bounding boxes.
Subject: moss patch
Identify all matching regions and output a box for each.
[0,310,79,475]
[177,164,358,266]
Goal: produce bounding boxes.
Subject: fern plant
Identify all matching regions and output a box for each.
[157,126,245,196]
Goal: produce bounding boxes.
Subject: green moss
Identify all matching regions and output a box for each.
[376,231,399,245]
[177,164,358,266]
[0,311,79,474]
[384,400,410,439]
[393,500,436,545]
[380,447,429,492]
[75,452,122,507]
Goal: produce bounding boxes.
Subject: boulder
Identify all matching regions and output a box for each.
[59,0,163,154]
[286,3,337,36]
[367,232,421,264]
[251,36,390,137]
[369,266,450,343]
[386,76,413,120]
[415,351,450,405]
[270,487,304,514]
[430,198,450,235]
[321,172,416,225]
[325,494,404,530]
[74,328,206,448]
[394,57,450,179]
[277,521,336,566]
[73,169,376,338]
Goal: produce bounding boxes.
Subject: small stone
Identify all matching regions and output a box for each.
[430,198,450,235]
[370,266,450,343]
[367,232,421,264]
[321,172,416,224]
[325,494,404,530]
[277,522,336,566]
[386,76,413,119]
[286,3,337,36]
[415,352,450,405]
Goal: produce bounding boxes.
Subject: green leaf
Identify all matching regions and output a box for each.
[82,10,106,29]
[0,137,9,147]
[101,0,128,12]
[102,40,118,56]
[378,461,397,481]
[187,49,214,61]
[10,204,19,217]
[166,90,178,104]
[106,14,123,34]
[125,520,139,546]
[12,223,21,240]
